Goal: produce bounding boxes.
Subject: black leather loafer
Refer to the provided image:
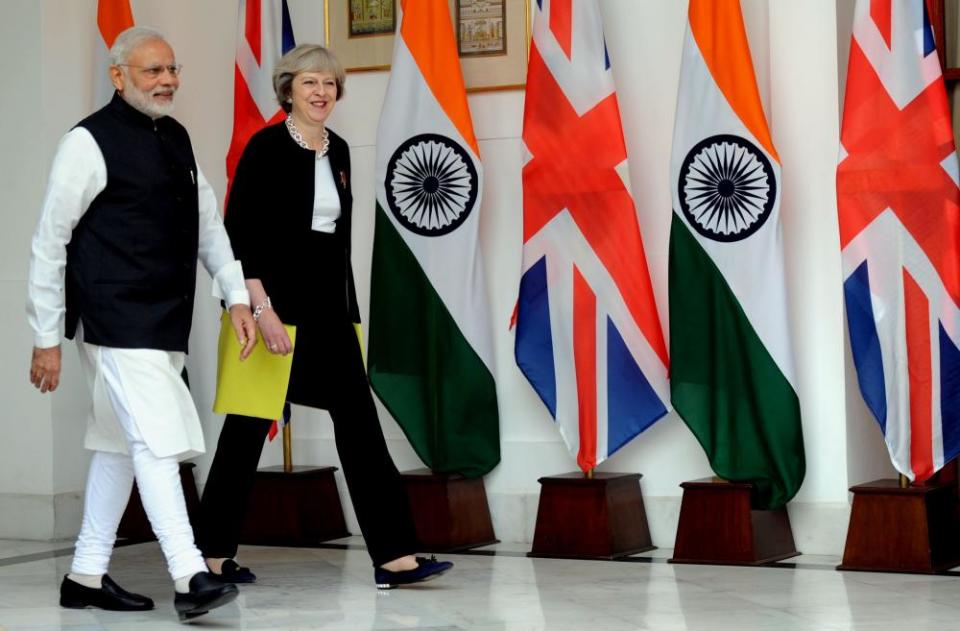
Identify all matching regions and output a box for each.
[173,572,238,621]
[216,559,256,584]
[59,574,154,611]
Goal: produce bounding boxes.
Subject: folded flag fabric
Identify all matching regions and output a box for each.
[838,0,960,482]
[515,0,670,472]
[368,0,500,478]
[227,0,295,187]
[95,0,134,106]
[227,0,296,441]
[669,0,805,509]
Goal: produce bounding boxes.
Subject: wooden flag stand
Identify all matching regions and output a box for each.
[238,424,350,546]
[670,478,799,565]
[838,464,960,574]
[529,471,655,559]
[400,468,498,551]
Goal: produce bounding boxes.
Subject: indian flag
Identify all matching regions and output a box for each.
[669,0,804,509]
[368,0,499,477]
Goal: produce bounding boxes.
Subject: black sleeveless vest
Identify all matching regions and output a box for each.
[65,93,200,352]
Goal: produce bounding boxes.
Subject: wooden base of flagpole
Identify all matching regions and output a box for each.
[118,463,201,542]
[837,478,960,573]
[238,465,350,547]
[528,472,654,560]
[670,478,799,565]
[400,469,498,551]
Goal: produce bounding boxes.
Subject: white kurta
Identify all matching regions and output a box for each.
[27,127,249,458]
[77,335,205,458]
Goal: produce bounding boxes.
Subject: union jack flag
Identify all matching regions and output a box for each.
[515,0,669,472]
[227,0,295,441]
[838,0,960,481]
[227,0,295,187]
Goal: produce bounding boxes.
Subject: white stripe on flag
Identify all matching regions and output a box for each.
[374,37,494,370]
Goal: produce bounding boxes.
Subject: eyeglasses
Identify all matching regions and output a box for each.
[117,63,183,78]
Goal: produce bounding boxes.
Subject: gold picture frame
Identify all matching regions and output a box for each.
[348,0,395,37]
[457,0,507,57]
[324,0,530,92]
[326,0,396,72]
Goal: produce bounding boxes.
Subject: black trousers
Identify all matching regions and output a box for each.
[196,360,419,567]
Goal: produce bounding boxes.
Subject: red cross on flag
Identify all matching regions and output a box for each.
[226,0,295,187]
[838,0,960,482]
[515,0,669,472]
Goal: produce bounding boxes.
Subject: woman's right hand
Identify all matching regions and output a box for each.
[257,309,293,355]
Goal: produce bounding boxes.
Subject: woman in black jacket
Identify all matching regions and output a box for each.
[197,44,451,589]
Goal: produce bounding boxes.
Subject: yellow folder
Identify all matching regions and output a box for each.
[213,311,297,420]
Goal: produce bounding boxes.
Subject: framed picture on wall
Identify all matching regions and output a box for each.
[326,0,397,72]
[325,0,529,90]
[348,0,396,36]
[452,0,530,92]
[456,0,506,57]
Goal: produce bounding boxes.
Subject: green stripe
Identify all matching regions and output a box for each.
[368,204,500,478]
[669,214,805,509]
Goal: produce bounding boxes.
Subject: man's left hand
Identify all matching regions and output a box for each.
[229,304,257,360]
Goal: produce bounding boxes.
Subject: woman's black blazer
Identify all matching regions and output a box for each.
[224,122,360,326]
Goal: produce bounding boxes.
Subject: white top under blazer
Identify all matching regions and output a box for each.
[311,153,341,233]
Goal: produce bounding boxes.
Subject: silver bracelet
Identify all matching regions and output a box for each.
[253,296,272,322]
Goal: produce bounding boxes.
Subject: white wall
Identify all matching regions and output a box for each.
[0,0,900,554]
[0,0,57,539]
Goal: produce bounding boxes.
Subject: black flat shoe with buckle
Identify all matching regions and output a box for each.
[215,559,257,584]
[374,556,454,589]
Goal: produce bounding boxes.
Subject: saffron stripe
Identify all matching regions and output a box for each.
[400,0,479,156]
[97,0,134,48]
[573,266,597,471]
[687,0,779,162]
[903,269,934,481]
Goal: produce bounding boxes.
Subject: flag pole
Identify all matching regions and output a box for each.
[586,468,594,480]
[898,473,909,488]
[283,423,293,473]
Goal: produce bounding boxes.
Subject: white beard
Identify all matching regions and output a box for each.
[121,82,176,119]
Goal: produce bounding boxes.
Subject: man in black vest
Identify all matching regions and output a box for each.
[26,27,256,621]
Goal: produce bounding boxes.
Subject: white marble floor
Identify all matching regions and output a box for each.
[1,537,958,630]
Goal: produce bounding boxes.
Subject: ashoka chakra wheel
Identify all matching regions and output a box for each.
[385,133,478,237]
[677,134,776,243]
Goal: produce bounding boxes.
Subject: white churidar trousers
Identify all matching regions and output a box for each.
[70,342,206,580]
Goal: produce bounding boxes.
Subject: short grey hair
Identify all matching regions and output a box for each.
[273,44,346,112]
[109,26,167,66]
